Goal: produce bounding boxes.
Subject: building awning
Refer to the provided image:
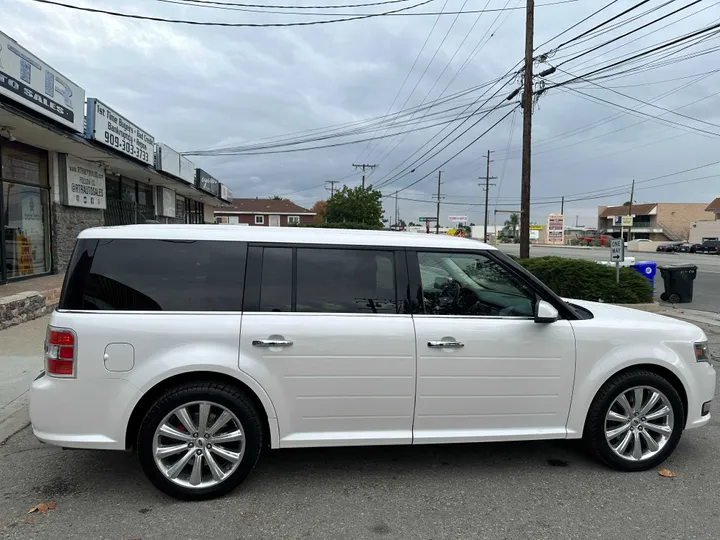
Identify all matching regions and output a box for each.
[0,100,229,207]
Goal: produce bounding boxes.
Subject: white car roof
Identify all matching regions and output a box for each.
[78,224,496,251]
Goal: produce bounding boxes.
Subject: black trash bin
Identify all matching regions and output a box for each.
[659,264,697,303]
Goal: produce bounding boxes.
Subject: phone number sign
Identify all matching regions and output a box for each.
[86,98,155,166]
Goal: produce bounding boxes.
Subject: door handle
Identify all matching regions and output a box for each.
[252,339,293,347]
[427,340,464,348]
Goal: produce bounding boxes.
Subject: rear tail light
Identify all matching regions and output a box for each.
[45,327,77,378]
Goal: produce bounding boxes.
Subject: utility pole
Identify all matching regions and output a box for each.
[433,170,443,234]
[561,196,564,215]
[325,180,339,197]
[394,191,399,227]
[480,150,497,243]
[627,179,635,242]
[353,163,377,189]
[519,0,535,259]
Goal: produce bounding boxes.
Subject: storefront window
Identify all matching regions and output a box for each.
[1,140,51,280]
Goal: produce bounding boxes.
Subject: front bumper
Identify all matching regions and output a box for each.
[29,372,142,450]
[685,361,716,429]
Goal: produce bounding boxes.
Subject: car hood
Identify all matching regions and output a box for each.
[562,298,706,341]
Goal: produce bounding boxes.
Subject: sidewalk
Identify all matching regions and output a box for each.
[0,314,47,443]
[0,273,64,331]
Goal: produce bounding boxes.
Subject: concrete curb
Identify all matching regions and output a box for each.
[615,302,662,313]
[0,407,30,445]
[657,307,720,328]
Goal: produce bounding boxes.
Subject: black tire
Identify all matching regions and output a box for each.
[660,292,668,301]
[584,370,685,472]
[669,293,681,304]
[137,382,263,500]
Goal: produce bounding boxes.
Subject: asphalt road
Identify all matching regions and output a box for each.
[498,244,720,313]
[0,318,717,539]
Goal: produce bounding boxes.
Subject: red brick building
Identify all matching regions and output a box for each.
[214,198,316,227]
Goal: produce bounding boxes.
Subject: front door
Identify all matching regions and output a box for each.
[409,250,576,444]
[239,245,416,447]
[269,215,280,227]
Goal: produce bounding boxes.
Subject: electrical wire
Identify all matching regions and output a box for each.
[162,0,418,8]
[155,0,580,16]
[535,0,621,51]
[26,0,436,26]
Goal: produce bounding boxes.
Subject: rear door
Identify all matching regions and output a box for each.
[238,245,416,448]
[409,249,576,444]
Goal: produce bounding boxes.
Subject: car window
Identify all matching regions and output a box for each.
[259,247,292,312]
[75,239,246,311]
[417,251,535,317]
[296,248,397,313]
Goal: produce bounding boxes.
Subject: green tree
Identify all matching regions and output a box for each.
[504,213,520,237]
[324,185,384,228]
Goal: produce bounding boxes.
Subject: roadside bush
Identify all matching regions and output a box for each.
[588,238,602,247]
[567,238,581,246]
[296,222,382,230]
[518,256,652,304]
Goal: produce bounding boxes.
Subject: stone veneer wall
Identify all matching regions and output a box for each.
[51,203,104,273]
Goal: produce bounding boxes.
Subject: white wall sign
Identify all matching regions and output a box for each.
[178,155,194,184]
[0,31,85,132]
[220,184,233,202]
[155,143,181,178]
[448,215,468,223]
[156,186,176,218]
[65,155,106,209]
[85,98,155,165]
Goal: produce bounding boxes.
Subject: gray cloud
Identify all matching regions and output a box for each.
[4,0,720,226]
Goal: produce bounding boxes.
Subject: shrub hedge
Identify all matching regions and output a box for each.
[517,256,653,304]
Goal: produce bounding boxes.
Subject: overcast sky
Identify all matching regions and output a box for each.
[4,0,720,227]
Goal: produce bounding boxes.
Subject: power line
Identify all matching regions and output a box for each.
[534,0,621,51]
[27,0,436,26]
[163,0,421,8]
[155,0,580,16]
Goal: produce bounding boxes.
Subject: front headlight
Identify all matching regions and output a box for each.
[694,341,710,362]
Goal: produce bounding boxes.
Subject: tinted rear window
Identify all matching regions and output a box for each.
[295,248,397,313]
[60,239,246,311]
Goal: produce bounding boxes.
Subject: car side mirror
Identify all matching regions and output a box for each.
[534,300,558,324]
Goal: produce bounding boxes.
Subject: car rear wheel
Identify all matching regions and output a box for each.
[137,382,263,500]
[584,370,684,471]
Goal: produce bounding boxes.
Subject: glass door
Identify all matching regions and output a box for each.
[0,180,6,284]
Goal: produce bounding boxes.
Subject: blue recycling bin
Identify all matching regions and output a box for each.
[631,261,657,292]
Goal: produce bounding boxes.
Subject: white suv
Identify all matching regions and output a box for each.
[30,225,715,500]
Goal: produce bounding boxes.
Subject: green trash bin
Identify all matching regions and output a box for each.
[659,264,697,303]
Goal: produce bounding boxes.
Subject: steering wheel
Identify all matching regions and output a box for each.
[436,280,462,314]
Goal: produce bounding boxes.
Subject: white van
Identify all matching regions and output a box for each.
[30,225,715,500]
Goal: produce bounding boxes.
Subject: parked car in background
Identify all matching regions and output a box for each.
[656,242,683,252]
[677,243,702,253]
[696,240,720,254]
[30,225,716,500]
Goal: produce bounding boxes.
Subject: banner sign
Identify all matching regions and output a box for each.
[155,143,181,178]
[220,184,233,202]
[448,215,468,223]
[0,31,85,132]
[195,168,219,196]
[178,155,194,184]
[65,155,106,209]
[86,98,155,166]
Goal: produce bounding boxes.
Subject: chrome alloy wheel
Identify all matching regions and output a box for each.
[152,401,245,489]
[605,386,675,462]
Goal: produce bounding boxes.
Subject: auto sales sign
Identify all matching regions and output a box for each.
[0,31,85,133]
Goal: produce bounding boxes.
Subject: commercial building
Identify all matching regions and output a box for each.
[689,197,720,243]
[0,30,230,285]
[597,203,713,242]
[215,198,315,226]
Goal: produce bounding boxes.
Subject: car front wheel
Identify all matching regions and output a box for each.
[584,370,684,471]
[137,382,263,500]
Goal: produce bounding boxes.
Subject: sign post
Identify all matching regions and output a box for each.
[610,238,623,284]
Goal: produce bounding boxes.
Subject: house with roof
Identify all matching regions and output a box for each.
[597,202,714,242]
[214,198,316,227]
